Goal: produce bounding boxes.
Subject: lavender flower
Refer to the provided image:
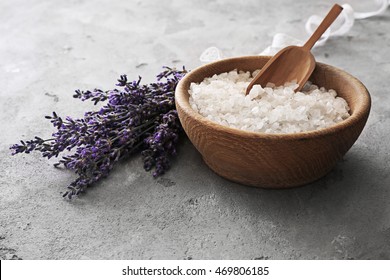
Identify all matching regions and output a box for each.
[142,110,181,177]
[11,66,187,198]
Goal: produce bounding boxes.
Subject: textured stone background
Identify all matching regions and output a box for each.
[1,0,389,259]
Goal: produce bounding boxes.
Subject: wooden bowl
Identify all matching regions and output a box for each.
[175,56,371,188]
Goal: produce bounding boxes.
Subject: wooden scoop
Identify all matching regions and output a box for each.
[246,4,343,95]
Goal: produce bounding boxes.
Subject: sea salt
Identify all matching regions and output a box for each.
[188,70,350,134]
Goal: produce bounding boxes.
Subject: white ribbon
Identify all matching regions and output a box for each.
[354,0,390,19]
[303,3,354,48]
[260,33,304,55]
[200,1,390,61]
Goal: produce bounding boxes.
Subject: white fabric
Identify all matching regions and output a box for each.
[354,0,390,19]
[260,33,304,55]
[200,1,390,61]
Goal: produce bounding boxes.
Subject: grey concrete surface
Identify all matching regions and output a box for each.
[1,0,389,260]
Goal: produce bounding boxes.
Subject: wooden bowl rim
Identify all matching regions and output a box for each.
[175,56,371,140]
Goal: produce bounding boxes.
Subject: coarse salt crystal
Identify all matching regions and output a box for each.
[188,69,350,134]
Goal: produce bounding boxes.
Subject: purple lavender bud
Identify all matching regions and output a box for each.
[11,66,187,198]
[154,132,163,142]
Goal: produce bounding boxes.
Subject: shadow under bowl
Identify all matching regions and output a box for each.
[175,56,371,188]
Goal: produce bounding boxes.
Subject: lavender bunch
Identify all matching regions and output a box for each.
[10,66,187,198]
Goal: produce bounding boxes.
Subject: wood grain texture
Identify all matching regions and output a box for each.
[175,56,371,188]
[246,46,316,93]
[303,4,343,51]
[246,4,343,94]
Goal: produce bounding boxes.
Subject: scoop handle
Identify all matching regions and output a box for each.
[303,4,343,51]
